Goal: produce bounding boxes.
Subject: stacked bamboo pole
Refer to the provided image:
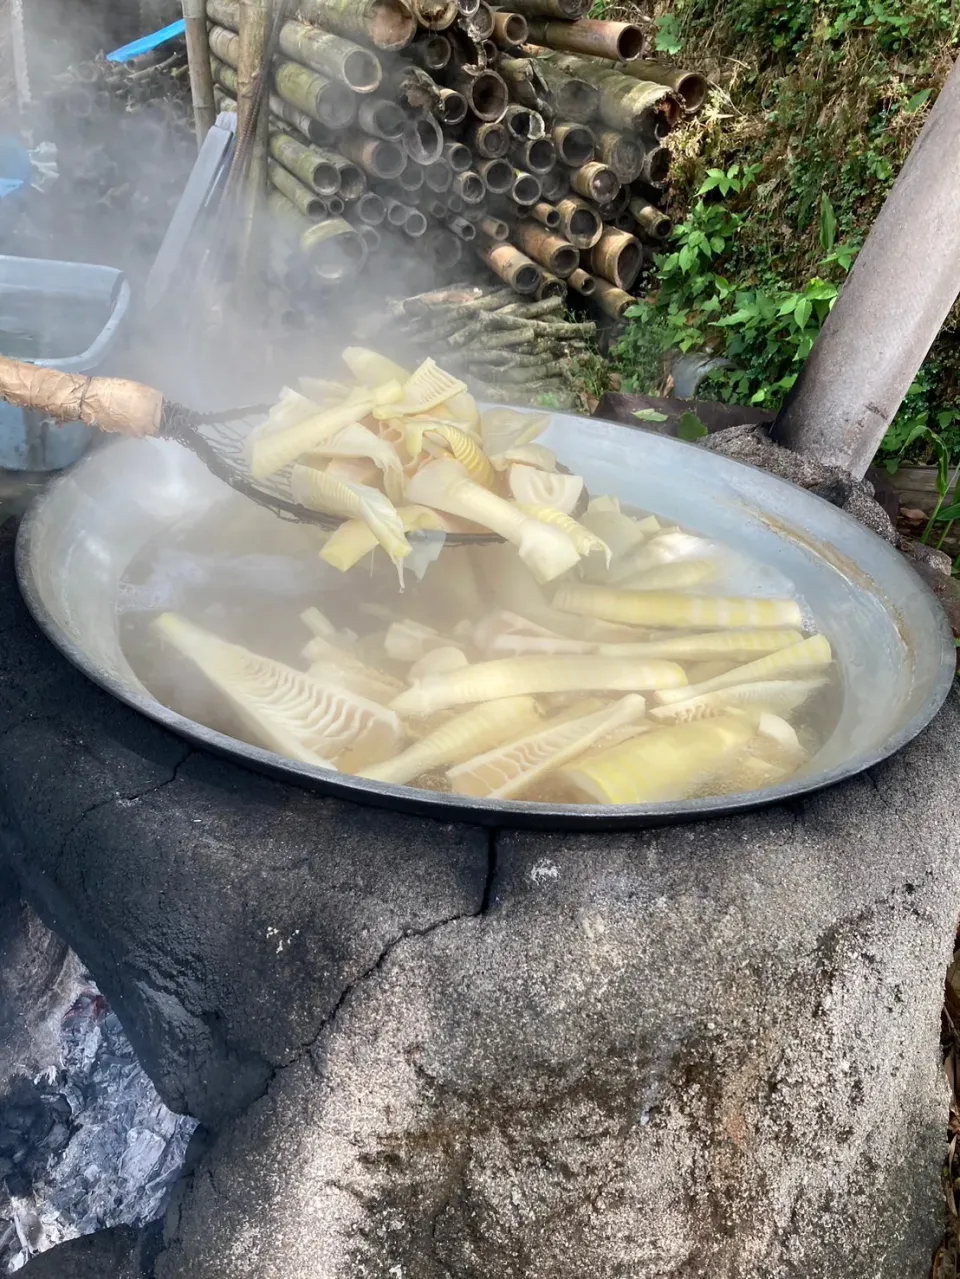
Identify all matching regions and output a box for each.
[201,0,706,362]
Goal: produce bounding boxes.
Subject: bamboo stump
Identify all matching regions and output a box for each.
[0,515,957,1278]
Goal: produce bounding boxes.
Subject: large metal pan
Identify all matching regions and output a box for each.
[15,411,956,830]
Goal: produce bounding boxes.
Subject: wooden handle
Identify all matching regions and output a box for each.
[0,355,164,438]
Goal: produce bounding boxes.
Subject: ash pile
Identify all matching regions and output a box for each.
[207,0,706,402]
[0,983,194,1273]
[15,49,196,285]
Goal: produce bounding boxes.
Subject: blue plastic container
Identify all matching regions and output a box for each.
[0,255,131,471]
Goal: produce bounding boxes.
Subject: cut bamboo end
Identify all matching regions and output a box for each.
[478,241,543,293]
[477,157,514,193]
[526,17,645,62]
[641,144,671,186]
[403,208,429,237]
[278,21,382,93]
[510,136,557,174]
[515,220,579,276]
[298,0,417,52]
[411,32,453,70]
[474,1,496,38]
[424,158,454,192]
[466,119,510,158]
[338,129,407,178]
[594,128,644,183]
[443,140,473,172]
[453,171,485,204]
[269,131,342,194]
[504,104,546,140]
[457,0,481,14]
[591,277,637,318]
[511,169,542,205]
[534,63,598,123]
[357,96,405,139]
[629,198,673,241]
[587,226,642,290]
[492,10,530,47]
[568,266,596,296]
[538,166,568,202]
[301,217,369,279]
[479,214,510,241]
[403,115,444,165]
[449,216,478,241]
[386,197,410,227]
[558,197,603,249]
[326,194,345,214]
[411,0,459,30]
[568,160,620,204]
[452,68,509,121]
[552,121,594,166]
[619,61,709,114]
[536,272,568,300]
[268,159,328,215]
[531,200,560,229]
[356,192,386,224]
[438,88,468,125]
[399,163,425,192]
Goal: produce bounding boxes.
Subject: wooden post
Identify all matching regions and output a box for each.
[182,0,216,146]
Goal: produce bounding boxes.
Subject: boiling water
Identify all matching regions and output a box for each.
[118,497,843,807]
[0,295,112,360]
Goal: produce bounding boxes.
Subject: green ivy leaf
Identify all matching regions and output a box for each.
[633,408,670,422]
[905,87,933,113]
[676,411,708,441]
[819,193,837,253]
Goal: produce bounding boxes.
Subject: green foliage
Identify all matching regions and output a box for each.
[614,0,960,473]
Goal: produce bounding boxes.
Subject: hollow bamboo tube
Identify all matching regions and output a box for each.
[478,241,543,293]
[479,215,510,241]
[514,220,579,277]
[473,1,496,38]
[236,0,269,283]
[466,119,510,158]
[526,18,645,61]
[403,208,428,237]
[538,165,568,202]
[449,67,509,122]
[453,170,485,204]
[527,60,598,123]
[208,24,239,65]
[510,168,542,205]
[443,140,473,172]
[641,145,671,186]
[629,198,672,240]
[421,227,463,269]
[356,224,382,251]
[267,158,327,216]
[269,131,342,194]
[510,136,556,174]
[457,0,481,14]
[338,128,406,178]
[438,87,468,125]
[569,160,620,204]
[591,277,637,318]
[552,121,594,166]
[497,0,590,17]
[449,216,477,241]
[297,0,416,51]
[594,128,644,183]
[446,193,464,214]
[356,191,386,224]
[403,115,444,165]
[568,266,596,296]
[586,226,642,289]
[503,104,544,139]
[273,59,357,129]
[557,195,603,248]
[399,163,425,191]
[477,157,514,192]
[301,217,369,279]
[327,194,345,214]
[357,96,405,139]
[424,159,453,191]
[386,197,409,227]
[184,0,216,146]
[600,183,630,218]
[530,201,560,229]
[411,32,452,71]
[536,272,568,300]
[410,0,458,29]
[271,93,332,145]
[618,60,708,113]
[544,55,683,133]
[492,10,529,47]
[278,21,382,93]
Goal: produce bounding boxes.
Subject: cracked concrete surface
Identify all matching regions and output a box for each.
[2,516,960,1277]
